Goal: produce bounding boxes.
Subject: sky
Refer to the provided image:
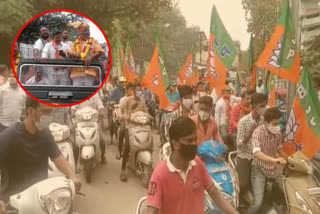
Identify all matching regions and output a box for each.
[88,22,106,43]
[178,0,250,50]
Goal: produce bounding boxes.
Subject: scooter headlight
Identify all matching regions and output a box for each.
[295,191,312,214]
[45,188,72,214]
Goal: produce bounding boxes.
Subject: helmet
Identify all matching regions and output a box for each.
[119,76,127,83]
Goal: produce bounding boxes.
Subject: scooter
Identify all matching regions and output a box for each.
[48,123,75,178]
[197,140,239,214]
[136,196,148,214]
[127,111,154,187]
[74,107,100,183]
[5,177,76,214]
[229,151,320,214]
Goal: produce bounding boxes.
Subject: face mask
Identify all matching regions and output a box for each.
[135,91,143,98]
[33,109,51,130]
[317,91,320,101]
[268,124,280,135]
[257,107,266,116]
[198,110,210,121]
[178,142,198,161]
[182,98,193,109]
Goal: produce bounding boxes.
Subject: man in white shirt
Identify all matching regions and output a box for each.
[26,67,50,85]
[42,30,70,85]
[215,88,234,140]
[0,74,26,132]
[33,25,51,60]
[61,30,74,51]
[71,93,106,164]
[256,79,265,94]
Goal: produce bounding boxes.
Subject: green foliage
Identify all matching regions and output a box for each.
[242,0,281,60]
[18,12,85,44]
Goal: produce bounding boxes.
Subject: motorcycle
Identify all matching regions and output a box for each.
[48,123,76,178]
[108,100,120,141]
[136,196,148,214]
[159,110,177,147]
[197,140,239,214]
[5,177,76,214]
[74,107,101,183]
[229,151,320,214]
[127,111,154,187]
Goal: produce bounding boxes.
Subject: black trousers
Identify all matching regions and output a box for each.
[120,128,130,171]
[236,157,252,213]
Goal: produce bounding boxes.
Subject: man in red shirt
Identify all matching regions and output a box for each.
[227,90,255,151]
[190,96,223,146]
[145,117,238,214]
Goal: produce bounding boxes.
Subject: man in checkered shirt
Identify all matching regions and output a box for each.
[247,107,287,214]
[236,93,266,213]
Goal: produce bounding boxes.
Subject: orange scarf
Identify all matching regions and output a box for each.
[52,40,60,59]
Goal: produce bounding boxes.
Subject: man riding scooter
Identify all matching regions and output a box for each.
[71,93,106,164]
[119,83,149,182]
[0,96,81,213]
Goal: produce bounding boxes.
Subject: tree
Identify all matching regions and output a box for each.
[0,0,172,66]
[242,0,281,61]
[18,12,85,44]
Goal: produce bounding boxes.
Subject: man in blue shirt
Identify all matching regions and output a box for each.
[109,76,126,104]
[165,81,180,106]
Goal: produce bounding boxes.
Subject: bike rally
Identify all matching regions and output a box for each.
[0,0,320,214]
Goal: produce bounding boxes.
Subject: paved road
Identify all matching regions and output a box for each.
[73,130,161,214]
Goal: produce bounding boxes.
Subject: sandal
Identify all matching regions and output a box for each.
[120,172,127,182]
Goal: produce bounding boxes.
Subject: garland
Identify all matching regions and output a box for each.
[74,37,93,60]
[14,53,21,73]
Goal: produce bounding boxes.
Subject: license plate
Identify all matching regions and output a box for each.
[308,187,320,195]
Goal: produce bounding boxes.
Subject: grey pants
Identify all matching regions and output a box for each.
[73,75,96,86]
[247,165,268,214]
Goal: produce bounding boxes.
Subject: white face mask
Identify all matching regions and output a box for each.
[182,98,193,109]
[317,90,320,101]
[198,110,210,121]
[268,124,281,135]
[135,91,143,98]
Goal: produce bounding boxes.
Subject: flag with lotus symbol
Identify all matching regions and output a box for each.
[284,67,320,159]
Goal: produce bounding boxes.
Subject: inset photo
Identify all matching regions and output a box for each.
[11,10,111,106]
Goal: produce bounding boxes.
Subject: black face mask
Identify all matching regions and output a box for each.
[178,142,198,161]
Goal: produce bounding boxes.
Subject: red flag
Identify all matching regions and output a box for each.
[141,44,170,109]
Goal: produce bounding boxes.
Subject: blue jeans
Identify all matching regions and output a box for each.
[247,165,267,214]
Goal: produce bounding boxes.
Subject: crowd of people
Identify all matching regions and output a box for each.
[1,25,320,213]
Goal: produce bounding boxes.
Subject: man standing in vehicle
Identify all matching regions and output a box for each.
[33,25,51,61]
[0,96,81,207]
[68,22,104,86]
[144,116,238,214]
[119,83,148,182]
[61,29,74,51]
[42,29,70,85]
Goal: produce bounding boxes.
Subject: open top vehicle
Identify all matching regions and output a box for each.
[16,59,106,105]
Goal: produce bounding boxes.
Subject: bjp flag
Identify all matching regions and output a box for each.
[255,0,300,84]
[206,5,237,97]
[179,53,199,86]
[284,67,320,159]
[141,32,170,109]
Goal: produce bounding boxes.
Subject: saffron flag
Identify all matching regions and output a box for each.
[179,53,199,86]
[125,39,136,73]
[255,0,300,84]
[284,67,320,159]
[112,39,123,76]
[141,32,170,109]
[206,5,237,97]
[120,48,136,83]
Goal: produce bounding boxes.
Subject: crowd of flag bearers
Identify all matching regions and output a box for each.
[108,0,320,213]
